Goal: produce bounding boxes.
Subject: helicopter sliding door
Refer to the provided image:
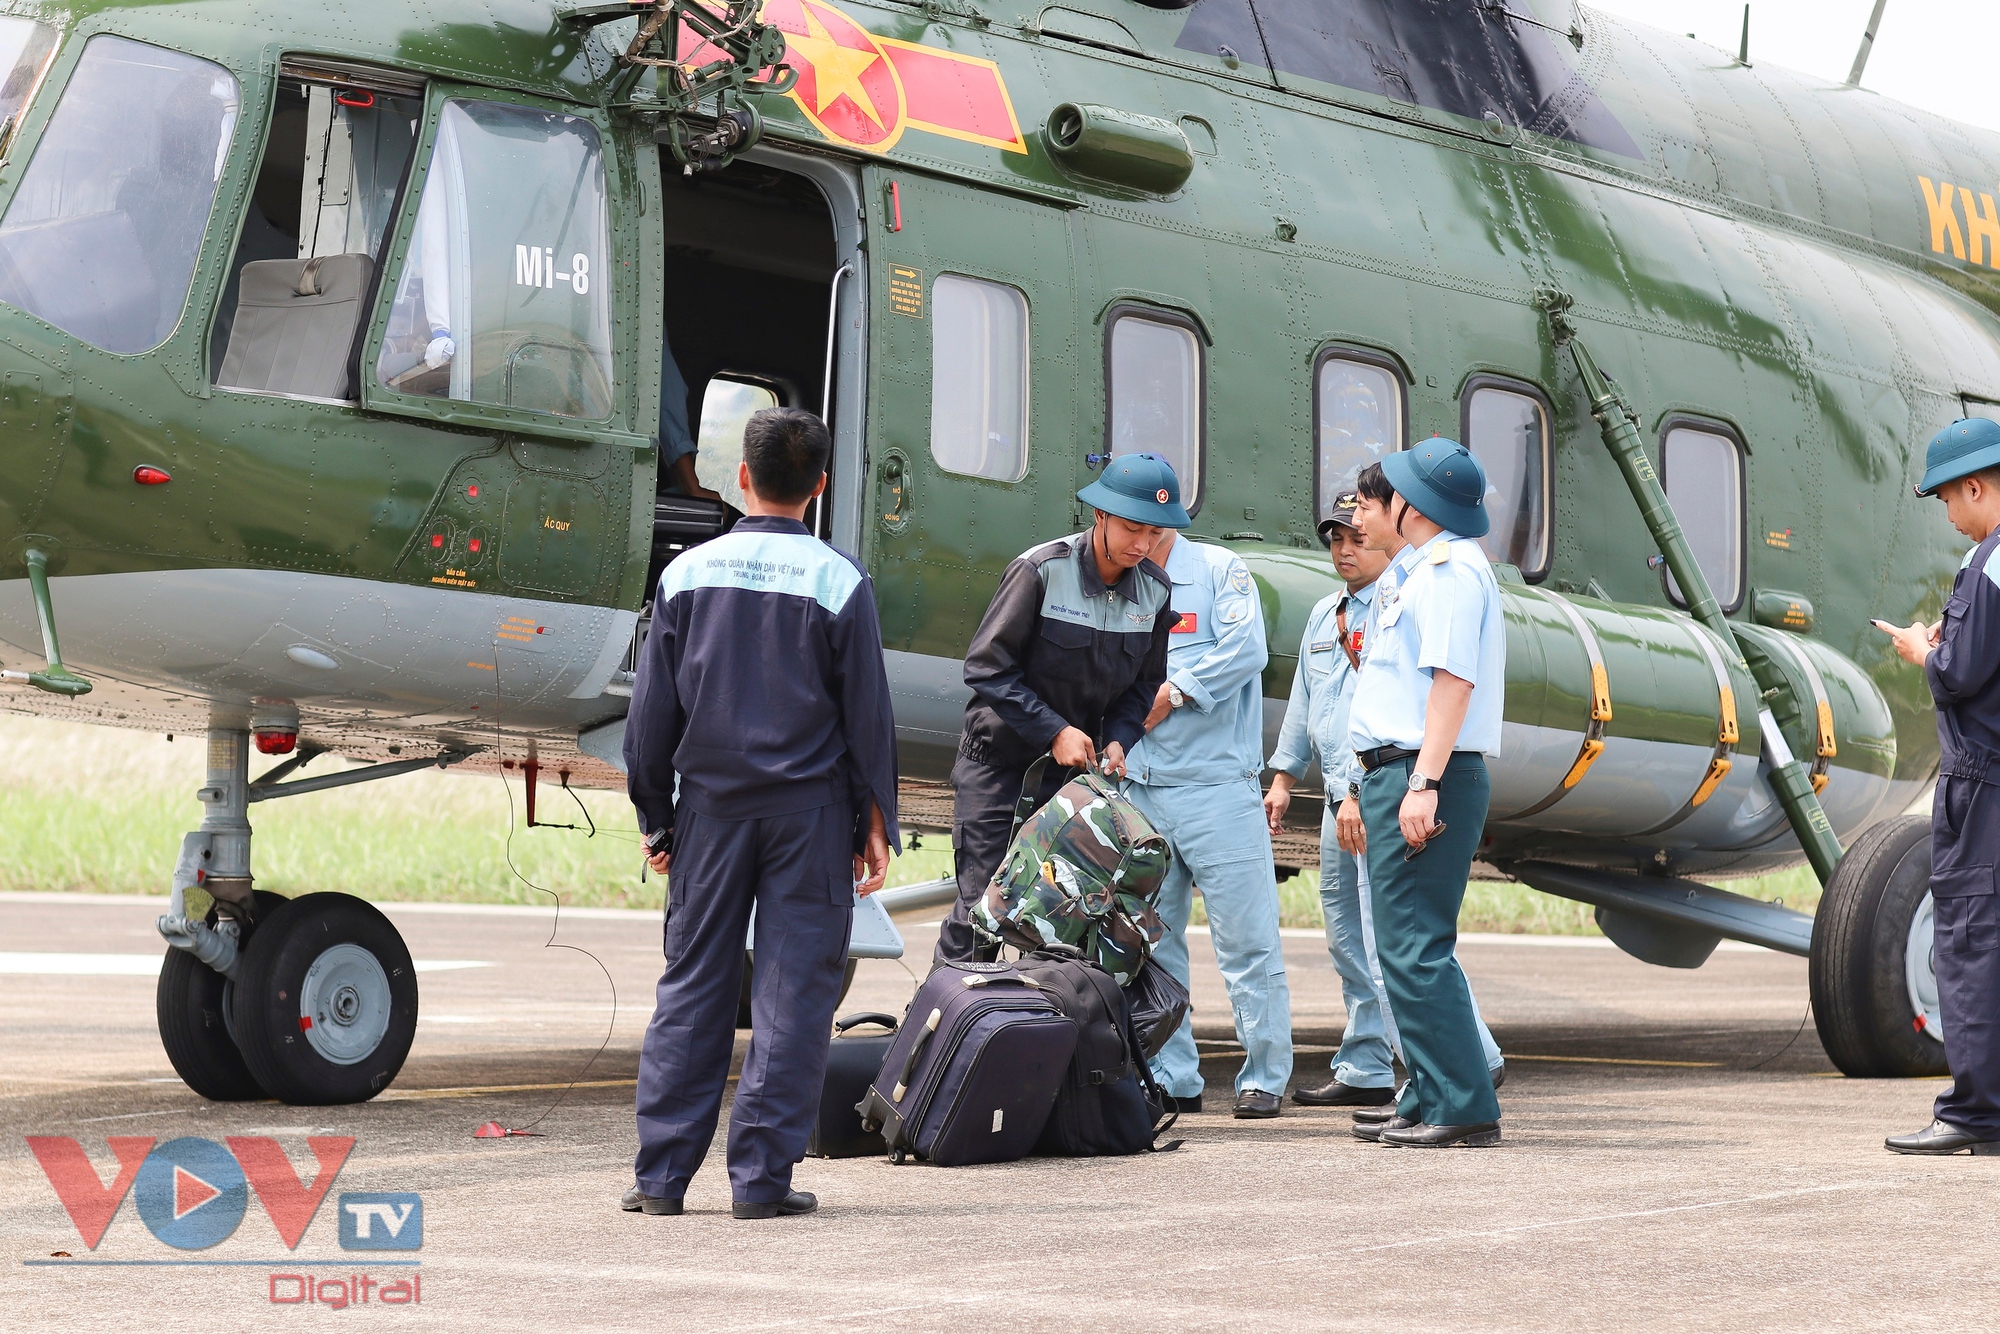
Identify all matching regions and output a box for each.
[358,82,652,611]
[861,168,1081,780]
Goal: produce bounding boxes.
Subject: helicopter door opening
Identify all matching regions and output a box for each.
[210,63,425,401]
[646,153,843,600]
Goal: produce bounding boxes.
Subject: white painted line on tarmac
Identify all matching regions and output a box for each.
[0,952,490,976]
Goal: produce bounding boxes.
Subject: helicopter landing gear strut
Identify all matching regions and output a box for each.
[154,727,419,1104]
[1810,814,1948,1078]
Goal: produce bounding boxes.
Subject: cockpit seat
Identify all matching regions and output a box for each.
[216,253,373,399]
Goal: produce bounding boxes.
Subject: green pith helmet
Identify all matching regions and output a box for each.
[1381,437,1491,537]
[1917,417,2000,497]
[1075,452,1192,529]
[973,772,1170,986]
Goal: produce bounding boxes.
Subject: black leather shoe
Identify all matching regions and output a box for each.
[1885,1120,2000,1155]
[1233,1089,1282,1119]
[1171,1095,1204,1114]
[1380,1121,1502,1148]
[1294,1079,1395,1107]
[1491,1062,1506,1090]
[1352,1115,1416,1143]
[1351,1105,1400,1125]
[733,1190,818,1219]
[620,1187,683,1216]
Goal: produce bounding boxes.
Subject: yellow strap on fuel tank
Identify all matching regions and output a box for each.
[1632,619,1741,838]
[1772,635,1838,793]
[1496,587,1610,820]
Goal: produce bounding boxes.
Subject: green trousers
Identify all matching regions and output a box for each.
[1360,752,1502,1128]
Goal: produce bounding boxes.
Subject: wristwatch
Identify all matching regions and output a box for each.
[1346,782,1361,800]
[1167,683,1186,709]
[1407,770,1441,794]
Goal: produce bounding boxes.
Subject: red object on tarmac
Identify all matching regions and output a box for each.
[472,1121,540,1138]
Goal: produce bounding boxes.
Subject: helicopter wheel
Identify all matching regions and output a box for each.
[1809,815,1948,1078]
[155,890,289,1101]
[230,893,418,1105]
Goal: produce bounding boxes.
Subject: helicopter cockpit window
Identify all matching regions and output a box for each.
[0,19,58,155]
[212,75,422,400]
[0,36,239,356]
[1462,379,1552,579]
[1661,421,1746,612]
[930,273,1029,482]
[375,99,612,420]
[1315,349,1405,523]
[1106,305,1204,510]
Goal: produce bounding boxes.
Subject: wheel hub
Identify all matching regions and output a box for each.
[1906,891,1945,1045]
[299,943,392,1065]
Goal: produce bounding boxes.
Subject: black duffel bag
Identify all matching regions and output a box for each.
[1124,957,1191,1060]
[1013,947,1179,1157]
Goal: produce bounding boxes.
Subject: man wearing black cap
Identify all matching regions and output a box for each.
[939,453,1186,962]
[1883,417,2000,1155]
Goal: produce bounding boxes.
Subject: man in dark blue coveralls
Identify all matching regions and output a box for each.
[1882,417,2000,1156]
[621,407,898,1214]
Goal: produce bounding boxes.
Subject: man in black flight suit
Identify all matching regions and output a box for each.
[937,453,1187,962]
[1882,417,2000,1155]
[621,407,898,1214]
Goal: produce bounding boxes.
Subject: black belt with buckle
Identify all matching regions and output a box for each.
[1355,745,1420,773]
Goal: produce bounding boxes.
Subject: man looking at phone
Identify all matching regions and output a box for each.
[1881,417,2000,1156]
[938,454,1185,962]
[1345,441,1506,1148]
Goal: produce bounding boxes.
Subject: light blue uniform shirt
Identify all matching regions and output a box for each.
[1269,578,1377,791]
[1347,531,1505,758]
[1126,537,1268,786]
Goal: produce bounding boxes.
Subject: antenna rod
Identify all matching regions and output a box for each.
[1736,4,1751,66]
[1846,0,1890,86]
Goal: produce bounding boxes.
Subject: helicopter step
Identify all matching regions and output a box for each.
[154,726,422,1104]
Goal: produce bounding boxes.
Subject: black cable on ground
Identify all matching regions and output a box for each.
[1745,999,1813,1072]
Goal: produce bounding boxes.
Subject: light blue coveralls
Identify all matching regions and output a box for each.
[1125,537,1293,1100]
[1270,578,1501,1090]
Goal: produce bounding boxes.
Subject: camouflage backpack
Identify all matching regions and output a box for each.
[972,757,1171,986]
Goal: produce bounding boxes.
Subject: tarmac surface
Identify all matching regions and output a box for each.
[0,889,1991,1332]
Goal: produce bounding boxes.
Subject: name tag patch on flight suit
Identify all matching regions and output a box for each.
[1309,639,1337,654]
[1172,612,1198,634]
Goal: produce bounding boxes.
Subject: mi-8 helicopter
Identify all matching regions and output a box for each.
[0,0,1989,1102]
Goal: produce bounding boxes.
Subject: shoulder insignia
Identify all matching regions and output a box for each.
[1228,562,1252,595]
[1428,543,1451,566]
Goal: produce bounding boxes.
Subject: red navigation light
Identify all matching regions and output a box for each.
[254,729,297,755]
[468,537,482,553]
[430,532,445,549]
[466,483,479,499]
[133,465,171,485]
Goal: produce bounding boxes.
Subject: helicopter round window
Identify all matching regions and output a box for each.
[1107,307,1204,510]
[376,100,612,420]
[1315,351,1404,523]
[1462,381,1552,578]
[0,36,239,355]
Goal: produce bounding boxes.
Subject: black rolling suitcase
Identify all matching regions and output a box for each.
[806,1013,899,1159]
[857,961,1077,1166]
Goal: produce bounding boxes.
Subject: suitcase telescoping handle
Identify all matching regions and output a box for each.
[891,1007,943,1101]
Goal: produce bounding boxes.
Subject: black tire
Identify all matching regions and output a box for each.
[736,953,859,1029]
[231,892,418,1104]
[155,890,289,1101]
[1809,814,1948,1077]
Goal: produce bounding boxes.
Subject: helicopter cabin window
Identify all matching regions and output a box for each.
[375,100,612,420]
[1660,421,1746,612]
[1106,305,1204,510]
[695,376,780,510]
[1462,379,1552,579]
[0,36,239,356]
[1315,349,1405,524]
[930,274,1029,482]
[212,71,423,399]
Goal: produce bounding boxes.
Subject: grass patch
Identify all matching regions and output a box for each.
[0,714,1819,932]
[0,716,953,910]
